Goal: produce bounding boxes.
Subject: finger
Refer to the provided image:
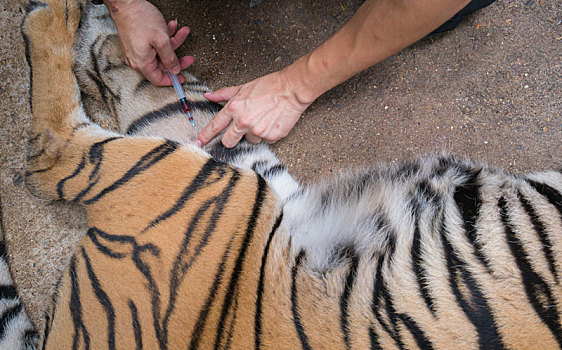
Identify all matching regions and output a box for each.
[221,124,246,148]
[156,56,195,84]
[167,20,178,36]
[195,110,233,146]
[179,55,195,70]
[204,85,242,102]
[245,133,262,144]
[152,32,180,74]
[170,26,190,50]
[139,60,168,86]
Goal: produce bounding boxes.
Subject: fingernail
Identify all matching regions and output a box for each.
[194,139,202,148]
[172,65,180,74]
[204,91,213,96]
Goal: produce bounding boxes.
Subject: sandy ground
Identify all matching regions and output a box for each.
[0,0,560,326]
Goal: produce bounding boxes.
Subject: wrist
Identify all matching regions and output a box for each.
[281,54,326,106]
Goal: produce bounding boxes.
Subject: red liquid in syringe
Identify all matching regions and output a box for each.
[180,98,195,126]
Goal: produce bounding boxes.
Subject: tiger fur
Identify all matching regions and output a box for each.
[0,0,560,348]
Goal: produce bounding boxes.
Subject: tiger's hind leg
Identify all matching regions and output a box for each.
[22,0,212,206]
[22,0,100,199]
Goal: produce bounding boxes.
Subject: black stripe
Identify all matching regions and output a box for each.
[518,191,559,284]
[183,81,209,90]
[73,137,122,202]
[340,250,359,349]
[125,101,222,135]
[86,69,116,115]
[224,294,239,350]
[130,242,164,349]
[527,180,562,217]
[368,326,383,350]
[0,285,17,300]
[143,158,226,232]
[83,140,180,205]
[0,303,23,338]
[25,165,55,175]
[396,313,434,350]
[208,141,255,164]
[102,62,129,74]
[291,250,312,350]
[134,78,151,94]
[22,1,48,111]
[499,196,562,347]
[453,169,494,274]
[395,161,420,179]
[41,312,51,350]
[88,227,164,349]
[371,252,406,350]
[370,222,405,349]
[411,207,437,316]
[69,256,91,350]
[250,160,268,173]
[254,213,283,350]
[163,171,241,346]
[86,228,127,259]
[24,328,39,349]
[90,36,121,115]
[262,164,286,178]
[215,175,268,348]
[189,240,233,350]
[129,301,143,350]
[439,211,504,349]
[27,133,41,144]
[26,148,44,162]
[57,155,87,199]
[81,247,116,350]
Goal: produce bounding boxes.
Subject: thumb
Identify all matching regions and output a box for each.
[204,85,242,102]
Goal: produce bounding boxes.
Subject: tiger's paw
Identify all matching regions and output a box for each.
[22,0,85,61]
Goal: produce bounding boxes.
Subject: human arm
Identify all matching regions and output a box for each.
[101,0,194,86]
[195,0,470,148]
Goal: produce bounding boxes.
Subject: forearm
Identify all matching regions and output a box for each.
[284,0,470,104]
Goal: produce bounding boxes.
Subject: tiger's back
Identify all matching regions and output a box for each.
[1,0,560,349]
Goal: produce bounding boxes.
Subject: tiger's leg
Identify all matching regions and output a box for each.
[22,0,211,205]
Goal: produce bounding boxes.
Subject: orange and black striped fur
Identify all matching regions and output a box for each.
[1,0,561,348]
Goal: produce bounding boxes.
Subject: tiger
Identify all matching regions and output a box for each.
[0,0,560,349]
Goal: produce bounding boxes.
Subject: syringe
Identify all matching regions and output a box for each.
[166,71,195,127]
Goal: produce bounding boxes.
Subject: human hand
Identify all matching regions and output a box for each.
[195,70,311,148]
[107,0,194,86]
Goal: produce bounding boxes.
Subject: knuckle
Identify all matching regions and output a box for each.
[237,116,252,129]
[153,32,169,48]
[226,99,243,112]
[208,119,223,134]
[251,123,267,137]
